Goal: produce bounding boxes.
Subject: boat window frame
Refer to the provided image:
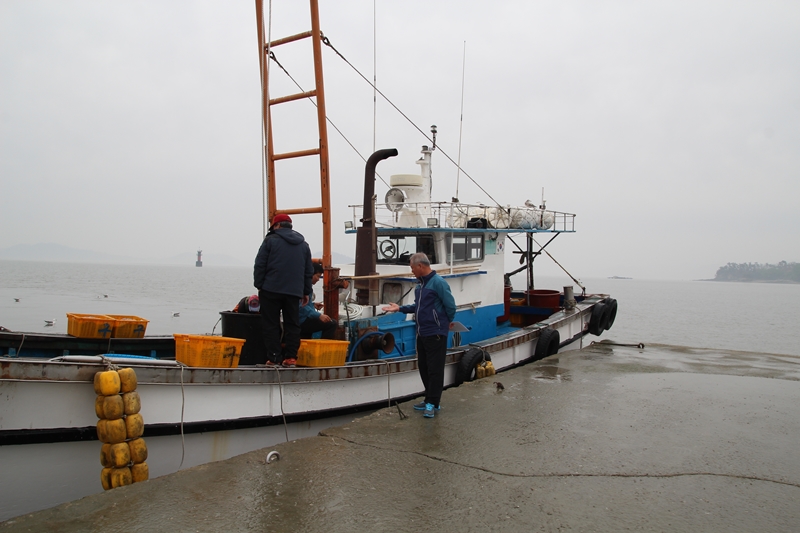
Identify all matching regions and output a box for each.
[446,233,485,264]
[375,232,437,265]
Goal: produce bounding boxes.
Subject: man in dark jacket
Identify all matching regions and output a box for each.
[254,214,314,367]
[382,252,456,418]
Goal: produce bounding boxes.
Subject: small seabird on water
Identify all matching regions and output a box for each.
[14,298,20,302]
[44,319,56,327]
[104,294,108,298]
[172,312,180,318]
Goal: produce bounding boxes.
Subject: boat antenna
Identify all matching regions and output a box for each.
[454,41,466,202]
[372,0,377,154]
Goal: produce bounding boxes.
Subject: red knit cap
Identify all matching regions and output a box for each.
[271,213,292,225]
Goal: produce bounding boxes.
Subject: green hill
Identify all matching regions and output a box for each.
[714,261,800,283]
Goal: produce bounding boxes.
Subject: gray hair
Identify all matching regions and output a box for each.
[409,253,431,266]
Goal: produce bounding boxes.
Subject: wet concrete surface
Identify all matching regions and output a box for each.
[3,342,800,532]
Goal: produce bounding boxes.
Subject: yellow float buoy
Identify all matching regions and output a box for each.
[122,391,141,415]
[110,466,132,488]
[100,443,113,468]
[102,394,124,420]
[100,467,113,491]
[97,418,127,444]
[94,370,120,396]
[118,367,137,393]
[128,438,148,464]
[131,462,149,483]
[95,396,105,419]
[125,413,144,439]
[109,442,131,468]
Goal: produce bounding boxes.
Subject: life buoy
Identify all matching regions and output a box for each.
[533,328,560,360]
[603,298,618,330]
[588,302,607,336]
[454,347,488,385]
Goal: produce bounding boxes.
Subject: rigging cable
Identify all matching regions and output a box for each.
[267,51,389,189]
[321,36,503,209]
[532,236,586,294]
[455,41,466,201]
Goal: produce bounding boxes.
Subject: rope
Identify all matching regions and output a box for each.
[590,341,646,349]
[385,360,409,419]
[210,316,222,336]
[322,36,503,209]
[15,333,25,357]
[275,366,289,442]
[384,360,391,408]
[178,362,186,470]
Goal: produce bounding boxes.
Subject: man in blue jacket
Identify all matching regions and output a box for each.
[382,252,456,418]
[254,214,314,367]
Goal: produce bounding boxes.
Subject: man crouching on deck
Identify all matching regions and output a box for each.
[382,252,456,419]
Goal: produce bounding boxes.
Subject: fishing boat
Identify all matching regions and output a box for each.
[0,0,617,521]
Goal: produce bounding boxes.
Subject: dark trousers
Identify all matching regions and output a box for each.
[417,334,447,407]
[259,290,301,364]
[300,316,337,339]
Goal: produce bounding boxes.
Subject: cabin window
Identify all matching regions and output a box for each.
[446,234,484,263]
[376,234,436,264]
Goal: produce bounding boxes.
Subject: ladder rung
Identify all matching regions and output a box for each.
[277,207,324,216]
[270,90,317,106]
[267,30,314,49]
[273,148,321,161]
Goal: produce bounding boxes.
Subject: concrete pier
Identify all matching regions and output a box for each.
[3,342,799,532]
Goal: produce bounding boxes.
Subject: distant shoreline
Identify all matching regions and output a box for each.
[700,278,800,285]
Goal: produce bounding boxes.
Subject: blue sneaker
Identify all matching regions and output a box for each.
[414,401,441,411]
[423,403,436,418]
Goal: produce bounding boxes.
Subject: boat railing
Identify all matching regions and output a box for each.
[346,201,576,233]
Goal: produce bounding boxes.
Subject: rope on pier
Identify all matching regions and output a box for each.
[589,341,646,349]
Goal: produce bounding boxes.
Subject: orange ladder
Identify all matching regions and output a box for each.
[255,0,342,320]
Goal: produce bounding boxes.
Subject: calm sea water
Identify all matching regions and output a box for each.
[1,260,798,356]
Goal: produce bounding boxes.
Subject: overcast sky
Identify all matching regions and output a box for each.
[1,0,798,281]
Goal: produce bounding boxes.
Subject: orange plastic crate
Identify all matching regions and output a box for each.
[296,339,350,367]
[66,313,115,339]
[173,334,244,368]
[108,315,149,338]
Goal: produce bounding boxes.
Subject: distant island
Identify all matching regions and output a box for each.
[712,261,800,283]
[608,276,632,280]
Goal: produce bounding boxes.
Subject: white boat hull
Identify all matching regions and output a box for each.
[0,298,607,520]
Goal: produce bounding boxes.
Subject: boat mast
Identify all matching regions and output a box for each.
[256,0,340,320]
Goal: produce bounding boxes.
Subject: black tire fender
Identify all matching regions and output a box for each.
[454,347,488,386]
[603,298,618,330]
[533,328,560,360]
[588,302,607,336]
